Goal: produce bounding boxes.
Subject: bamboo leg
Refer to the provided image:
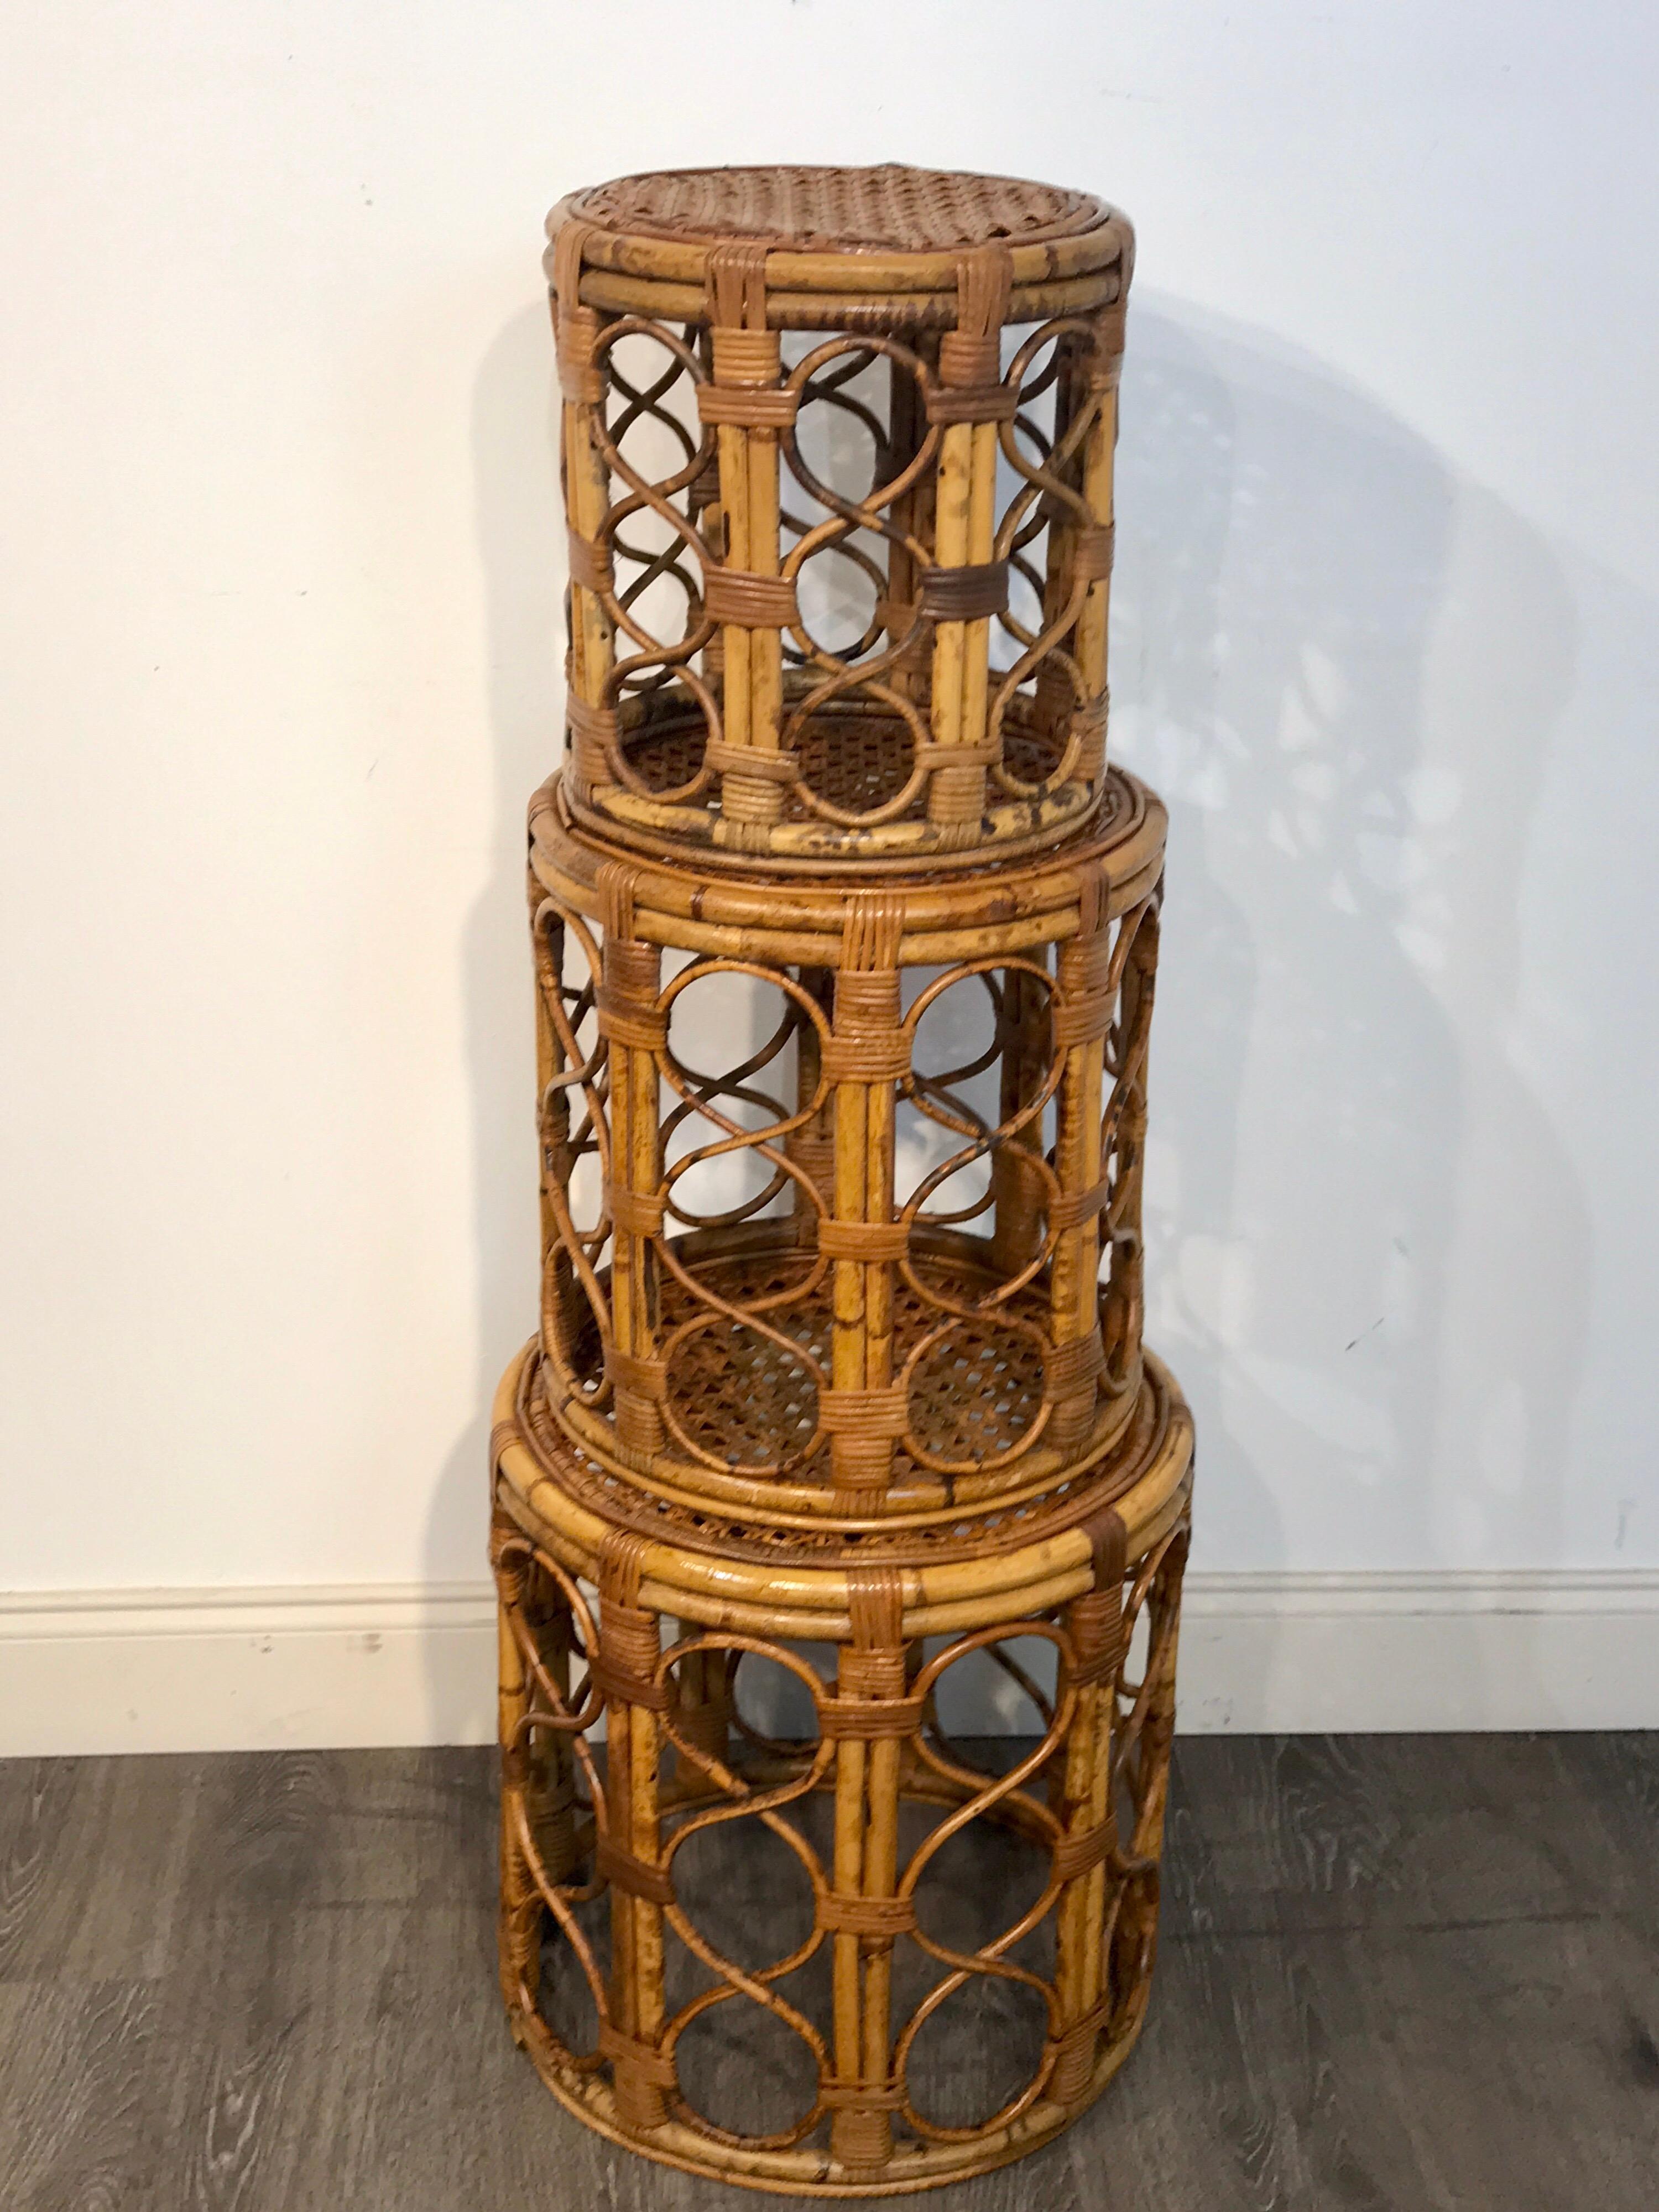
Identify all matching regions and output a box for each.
[1072,323,1121,721]
[597,891,665,1467]
[863,1061,895,1431]
[1052,1508,1126,2105]
[926,421,974,834]
[829,1569,906,2174]
[629,1703,666,2059]
[827,898,905,1506]
[958,416,998,756]
[830,1734,868,2167]
[719,415,754,760]
[599,1554,671,2133]
[494,1535,541,2023]
[1052,1678,1099,2100]
[1048,863,1112,1457]
[831,1076,870,1459]
[566,398,614,714]
[554,241,617,810]
[1034,339,1083,749]
[1109,1526,1188,2031]
[885,354,927,701]
[857,1733,901,2159]
[1103,910,1156,1396]
[708,248,787,847]
[607,1693,637,2030]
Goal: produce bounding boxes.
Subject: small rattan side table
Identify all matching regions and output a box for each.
[491,165,1191,2195]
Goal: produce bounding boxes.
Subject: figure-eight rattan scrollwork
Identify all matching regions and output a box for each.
[491,163,1191,2197]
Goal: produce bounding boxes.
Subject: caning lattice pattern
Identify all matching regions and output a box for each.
[566,165,1109,252]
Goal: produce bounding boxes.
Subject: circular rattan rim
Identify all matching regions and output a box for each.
[565,164,1110,254]
[531,765,1166,957]
[572,703,1104,869]
[493,1339,1193,1641]
[546,163,1133,329]
[508,1996,1150,2199]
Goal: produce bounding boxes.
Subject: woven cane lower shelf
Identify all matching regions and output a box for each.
[493,1341,1192,2196]
[572,688,1099,868]
[543,1218,1143,1530]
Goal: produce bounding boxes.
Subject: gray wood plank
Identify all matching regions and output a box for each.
[0,1978,158,2210]
[2,1735,1656,2210]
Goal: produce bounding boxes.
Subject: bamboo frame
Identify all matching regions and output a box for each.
[546,166,1130,868]
[528,789,1165,1531]
[495,163,1184,2197]
[491,1343,1191,2195]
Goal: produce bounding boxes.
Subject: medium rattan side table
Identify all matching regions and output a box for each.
[491,165,1192,2195]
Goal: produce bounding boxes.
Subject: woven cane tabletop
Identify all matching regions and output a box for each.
[547,161,1131,320]
[566,163,1107,254]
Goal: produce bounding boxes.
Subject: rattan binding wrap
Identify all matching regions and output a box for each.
[495,163,1188,2197]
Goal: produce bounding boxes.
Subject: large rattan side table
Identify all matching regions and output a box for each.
[490,164,1192,2195]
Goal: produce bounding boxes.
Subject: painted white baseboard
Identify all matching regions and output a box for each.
[1,1571,1655,1757]
[0,1584,500,1759]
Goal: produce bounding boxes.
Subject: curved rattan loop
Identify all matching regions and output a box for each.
[495,1534,606,1736]
[508,1793,613,2036]
[653,1282,831,1478]
[781,337,940,546]
[654,962,833,1241]
[588,317,712,495]
[893,1652,1073,2138]
[978,316,1112,802]
[646,1641,839,2149]
[532,902,616,1406]
[577,320,722,805]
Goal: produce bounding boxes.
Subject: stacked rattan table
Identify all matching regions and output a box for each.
[491,164,1192,2195]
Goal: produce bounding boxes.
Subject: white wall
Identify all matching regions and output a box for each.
[2,5,1656,1738]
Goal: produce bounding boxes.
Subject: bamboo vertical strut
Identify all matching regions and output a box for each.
[1048,864,1110,1455]
[830,1570,907,2172]
[826,896,906,1512]
[493,1531,540,2021]
[492,164,1191,2197]
[789,964,836,1240]
[552,221,615,806]
[595,864,667,1469]
[704,242,791,849]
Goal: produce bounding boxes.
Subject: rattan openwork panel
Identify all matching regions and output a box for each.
[495,163,1186,2197]
[492,1343,1191,2196]
[545,166,1132,865]
[528,772,1163,1530]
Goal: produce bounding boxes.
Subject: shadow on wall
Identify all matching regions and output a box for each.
[422,302,561,1735]
[1116,295,1591,1725]
[434,289,1597,1733]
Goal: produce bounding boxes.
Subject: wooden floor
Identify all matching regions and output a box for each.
[2,1735,1655,2208]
